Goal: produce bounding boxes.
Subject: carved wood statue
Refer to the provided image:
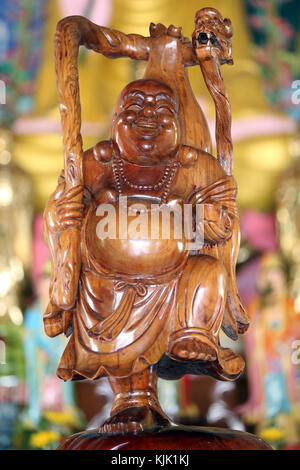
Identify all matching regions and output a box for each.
[43,7,270,450]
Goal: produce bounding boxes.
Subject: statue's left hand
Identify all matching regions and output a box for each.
[44,172,85,309]
[199,203,233,243]
[45,172,85,233]
[55,185,85,230]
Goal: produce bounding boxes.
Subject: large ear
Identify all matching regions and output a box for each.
[222,18,233,65]
[221,18,234,65]
[224,18,233,38]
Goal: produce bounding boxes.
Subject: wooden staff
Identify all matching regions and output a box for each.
[53,20,84,308]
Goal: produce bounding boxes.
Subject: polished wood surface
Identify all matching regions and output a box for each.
[58,426,272,451]
[43,7,256,441]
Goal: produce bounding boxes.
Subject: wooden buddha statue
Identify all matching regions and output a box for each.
[43,7,270,450]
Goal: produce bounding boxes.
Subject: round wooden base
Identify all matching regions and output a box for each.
[58,425,272,450]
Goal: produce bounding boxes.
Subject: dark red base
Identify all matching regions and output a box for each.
[58,425,272,450]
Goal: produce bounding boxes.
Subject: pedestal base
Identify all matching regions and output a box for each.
[58,425,272,450]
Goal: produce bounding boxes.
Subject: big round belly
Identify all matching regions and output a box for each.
[85,197,187,277]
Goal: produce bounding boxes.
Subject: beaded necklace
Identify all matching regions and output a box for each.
[112,157,179,203]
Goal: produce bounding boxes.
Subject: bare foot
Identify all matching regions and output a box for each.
[167,333,245,381]
[207,347,245,381]
[168,334,217,362]
[98,406,170,435]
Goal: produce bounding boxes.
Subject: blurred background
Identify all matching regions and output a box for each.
[0,0,300,450]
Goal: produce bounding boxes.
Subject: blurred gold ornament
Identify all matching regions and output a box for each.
[0,128,32,323]
[276,131,300,312]
[12,0,295,211]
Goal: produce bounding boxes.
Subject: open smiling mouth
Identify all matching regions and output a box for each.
[134,120,160,137]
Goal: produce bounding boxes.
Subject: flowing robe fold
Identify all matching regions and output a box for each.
[44,175,247,380]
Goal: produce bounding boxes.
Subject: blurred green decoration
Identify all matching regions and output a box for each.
[0,322,26,449]
[13,409,85,450]
[246,0,300,122]
[0,322,25,380]
[0,0,49,127]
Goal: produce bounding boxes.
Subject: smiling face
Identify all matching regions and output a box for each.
[111,79,180,165]
[193,8,233,65]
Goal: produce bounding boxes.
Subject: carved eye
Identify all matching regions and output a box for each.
[210,33,219,47]
[156,106,172,114]
[126,104,143,111]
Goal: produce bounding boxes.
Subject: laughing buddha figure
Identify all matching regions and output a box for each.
[43,8,249,433]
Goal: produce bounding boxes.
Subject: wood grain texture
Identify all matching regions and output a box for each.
[43,7,254,440]
[58,426,272,450]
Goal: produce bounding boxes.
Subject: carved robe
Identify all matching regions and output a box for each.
[44,163,246,381]
[43,16,249,383]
